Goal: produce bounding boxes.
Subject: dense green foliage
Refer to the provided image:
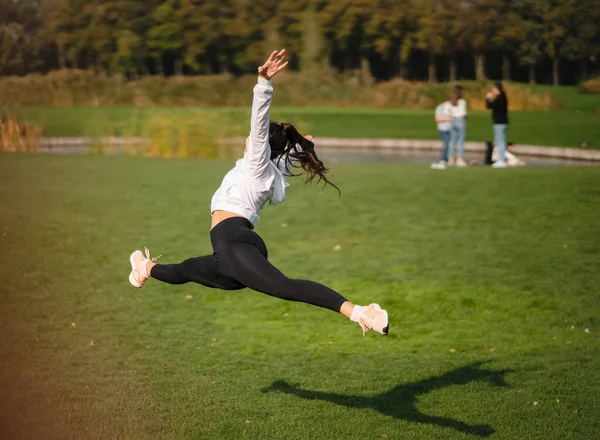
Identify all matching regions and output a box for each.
[1,154,600,439]
[1,0,599,85]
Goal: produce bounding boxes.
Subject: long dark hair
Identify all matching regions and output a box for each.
[449,89,459,106]
[449,85,463,105]
[269,121,340,195]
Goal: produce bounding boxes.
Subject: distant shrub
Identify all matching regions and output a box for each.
[0,111,41,152]
[580,78,600,94]
[0,70,564,111]
[454,82,563,111]
[87,111,243,159]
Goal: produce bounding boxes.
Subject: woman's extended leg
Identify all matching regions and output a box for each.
[222,242,346,311]
[129,249,243,290]
[218,242,389,334]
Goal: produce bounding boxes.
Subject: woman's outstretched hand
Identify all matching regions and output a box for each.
[258,49,288,80]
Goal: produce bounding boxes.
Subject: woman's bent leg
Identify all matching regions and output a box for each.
[151,255,244,290]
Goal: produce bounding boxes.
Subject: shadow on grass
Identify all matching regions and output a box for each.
[263,361,512,437]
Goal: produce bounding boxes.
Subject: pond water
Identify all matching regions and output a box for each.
[318,148,600,167]
[36,144,599,167]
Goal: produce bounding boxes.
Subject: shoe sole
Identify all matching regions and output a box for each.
[372,304,389,336]
[129,251,143,288]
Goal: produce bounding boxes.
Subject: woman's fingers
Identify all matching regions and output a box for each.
[276,61,288,72]
[259,49,287,79]
[274,49,286,61]
[266,49,285,66]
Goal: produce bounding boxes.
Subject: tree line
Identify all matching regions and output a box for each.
[1,0,599,85]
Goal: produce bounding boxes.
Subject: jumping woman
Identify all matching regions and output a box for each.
[127,49,389,336]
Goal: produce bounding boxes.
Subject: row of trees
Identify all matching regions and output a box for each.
[1,0,599,85]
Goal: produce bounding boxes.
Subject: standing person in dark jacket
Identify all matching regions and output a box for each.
[486,82,509,168]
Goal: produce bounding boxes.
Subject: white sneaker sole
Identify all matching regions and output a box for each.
[129,251,143,288]
[371,303,389,335]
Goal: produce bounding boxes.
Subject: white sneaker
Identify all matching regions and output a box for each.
[456,158,468,167]
[357,304,389,336]
[491,161,507,168]
[430,161,447,170]
[129,247,161,288]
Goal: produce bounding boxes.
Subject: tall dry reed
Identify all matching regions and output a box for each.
[0,117,41,152]
[149,114,243,159]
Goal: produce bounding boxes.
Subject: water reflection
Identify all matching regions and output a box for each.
[318,148,600,167]
[35,144,599,167]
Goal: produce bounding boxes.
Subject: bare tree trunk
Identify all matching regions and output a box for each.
[528,64,535,84]
[300,6,323,72]
[220,54,229,74]
[360,57,372,85]
[502,53,511,81]
[58,45,66,69]
[449,55,457,81]
[581,59,588,81]
[474,53,486,80]
[141,60,150,76]
[397,44,407,80]
[398,61,406,80]
[428,53,436,83]
[156,55,164,76]
[266,18,281,60]
[552,56,560,86]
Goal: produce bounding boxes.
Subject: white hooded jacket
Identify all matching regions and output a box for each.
[210,77,299,227]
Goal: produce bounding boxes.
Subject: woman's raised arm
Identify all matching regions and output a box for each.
[245,50,288,177]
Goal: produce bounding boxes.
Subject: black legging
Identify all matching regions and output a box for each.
[150,217,347,312]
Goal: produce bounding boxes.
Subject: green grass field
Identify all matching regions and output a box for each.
[1,154,600,439]
[15,105,600,149]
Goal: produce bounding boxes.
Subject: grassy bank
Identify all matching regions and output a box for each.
[14,105,600,149]
[0,70,568,111]
[5,72,599,150]
[1,154,600,439]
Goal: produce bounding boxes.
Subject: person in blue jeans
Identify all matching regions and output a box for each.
[486,82,509,168]
[448,86,468,167]
[431,98,453,170]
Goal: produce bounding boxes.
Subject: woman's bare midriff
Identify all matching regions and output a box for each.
[211,210,247,230]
